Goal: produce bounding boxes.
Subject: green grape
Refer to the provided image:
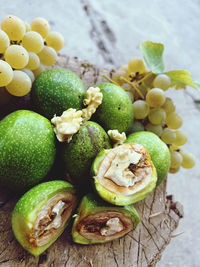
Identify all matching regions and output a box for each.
[148,108,166,125]
[169,166,180,174]
[1,15,25,41]
[135,84,147,99]
[38,46,57,66]
[153,74,171,91]
[21,68,35,83]
[143,73,156,88]
[146,88,166,107]
[26,52,40,70]
[123,83,132,91]
[125,90,134,102]
[128,57,146,74]
[129,121,144,133]
[45,32,64,51]
[5,45,29,69]
[162,97,175,114]
[31,17,50,38]
[33,64,45,78]
[119,65,128,73]
[181,152,195,169]
[173,130,188,146]
[0,87,12,106]
[6,70,32,97]
[113,70,127,85]
[166,112,182,130]
[145,123,163,137]
[161,128,176,144]
[25,22,31,32]
[170,151,182,169]
[169,144,180,152]
[0,59,13,86]
[0,30,10,53]
[123,84,133,101]
[22,31,44,54]
[133,100,149,119]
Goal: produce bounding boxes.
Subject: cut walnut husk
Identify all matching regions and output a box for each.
[12,180,77,256]
[72,194,140,244]
[91,143,157,206]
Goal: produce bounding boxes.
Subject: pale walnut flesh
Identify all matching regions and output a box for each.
[104,149,142,187]
[77,211,133,241]
[100,217,123,236]
[108,130,126,147]
[97,143,153,196]
[29,192,76,247]
[51,108,83,142]
[82,87,103,121]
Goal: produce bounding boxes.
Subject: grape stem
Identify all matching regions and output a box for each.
[102,74,121,86]
[134,71,153,86]
[103,71,153,100]
[120,77,144,99]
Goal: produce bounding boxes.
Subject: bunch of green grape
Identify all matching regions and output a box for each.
[0,15,64,103]
[111,57,195,174]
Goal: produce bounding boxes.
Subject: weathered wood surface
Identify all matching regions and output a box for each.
[0,54,183,267]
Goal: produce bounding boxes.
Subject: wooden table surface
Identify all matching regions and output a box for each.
[0,54,183,267]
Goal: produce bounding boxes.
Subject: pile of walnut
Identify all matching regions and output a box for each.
[51,86,124,145]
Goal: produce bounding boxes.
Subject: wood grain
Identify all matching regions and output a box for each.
[0,54,183,267]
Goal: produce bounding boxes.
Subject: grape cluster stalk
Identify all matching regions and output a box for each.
[103,57,195,174]
[0,15,64,99]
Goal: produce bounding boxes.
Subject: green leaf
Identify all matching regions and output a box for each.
[165,70,195,89]
[140,41,164,74]
[193,81,200,92]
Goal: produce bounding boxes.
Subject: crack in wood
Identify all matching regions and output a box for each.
[127,233,147,249]
[0,259,9,264]
[38,252,48,265]
[148,219,166,243]
[141,221,160,252]
[110,242,119,267]
[149,190,156,216]
[122,237,125,265]
[0,228,12,233]
[142,247,149,266]
[0,237,14,256]
[64,248,70,267]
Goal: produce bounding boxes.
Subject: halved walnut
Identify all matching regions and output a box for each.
[72,194,140,244]
[29,192,77,247]
[97,143,153,195]
[76,211,133,241]
[92,143,157,205]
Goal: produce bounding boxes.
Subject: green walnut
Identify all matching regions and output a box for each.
[31,68,86,119]
[93,83,134,133]
[72,194,140,245]
[125,131,170,185]
[12,180,77,256]
[62,121,111,188]
[0,110,56,192]
[91,143,157,206]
